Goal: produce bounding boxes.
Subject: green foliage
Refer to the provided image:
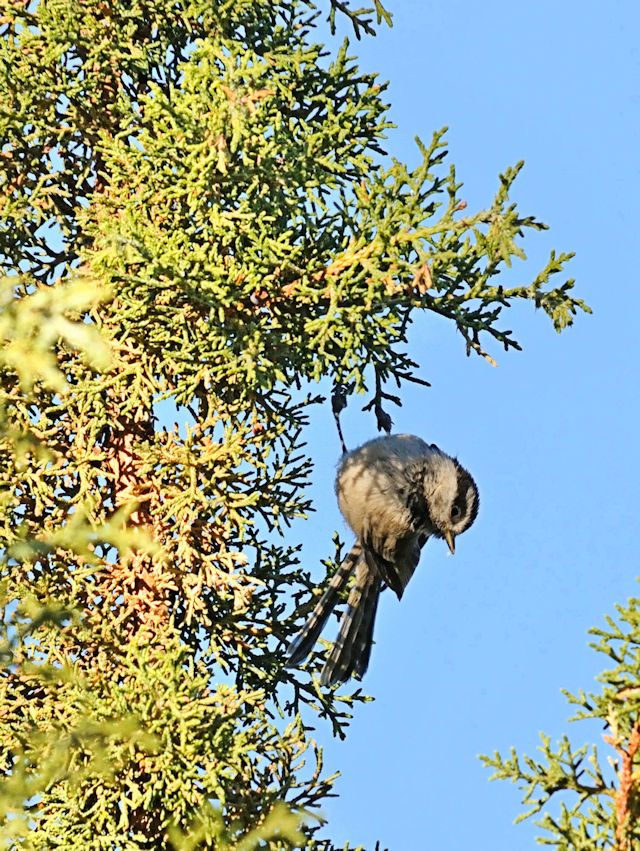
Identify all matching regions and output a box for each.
[1,599,310,848]
[0,0,588,848]
[481,592,640,849]
[0,276,112,393]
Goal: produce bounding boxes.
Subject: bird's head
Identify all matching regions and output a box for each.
[422,451,479,554]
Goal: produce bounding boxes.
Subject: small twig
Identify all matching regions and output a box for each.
[459,324,498,367]
[361,363,394,433]
[331,385,348,454]
[333,411,347,455]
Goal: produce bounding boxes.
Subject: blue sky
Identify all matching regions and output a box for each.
[295,1,640,847]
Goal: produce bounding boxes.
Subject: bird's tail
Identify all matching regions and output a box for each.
[285,543,362,667]
[320,552,381,686]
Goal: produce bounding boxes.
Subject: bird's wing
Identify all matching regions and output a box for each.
[362,530,425,600]
[361,532,405,598]
[392,533,427,593]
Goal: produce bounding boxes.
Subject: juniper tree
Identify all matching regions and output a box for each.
[0,0,588,848]
[482,593,640,850]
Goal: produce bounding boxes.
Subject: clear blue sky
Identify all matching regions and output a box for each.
[293,1,640,847]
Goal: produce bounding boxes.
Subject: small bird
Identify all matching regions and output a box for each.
[285,434,479,685]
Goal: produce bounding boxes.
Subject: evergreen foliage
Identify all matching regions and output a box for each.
[0,0,588,847]
[482,594,640,849]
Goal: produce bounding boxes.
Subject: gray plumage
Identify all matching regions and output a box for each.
[285,434,479,685]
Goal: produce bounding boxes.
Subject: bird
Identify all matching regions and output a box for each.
[285,434,479,685]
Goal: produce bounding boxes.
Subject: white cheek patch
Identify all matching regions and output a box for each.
[428,458,459,525]
[451,484,478,534]
[439,477,458,513]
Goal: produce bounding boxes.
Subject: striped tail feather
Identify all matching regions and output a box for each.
[285,543,362,667]
[351,560,381,680]
[320,555,381,686]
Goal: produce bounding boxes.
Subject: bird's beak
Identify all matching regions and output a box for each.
[444,528,456,555]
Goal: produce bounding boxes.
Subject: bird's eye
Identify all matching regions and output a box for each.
[451,504,462,521]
